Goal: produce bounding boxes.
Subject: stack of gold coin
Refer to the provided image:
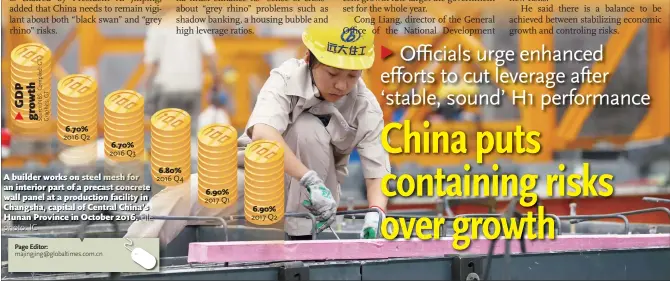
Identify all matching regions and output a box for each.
[150,108,191,187]
[244,140,285,226]
[8,43,53,136]
[56,75,98,146]
[103,90,145,163]
[197,124,238,208]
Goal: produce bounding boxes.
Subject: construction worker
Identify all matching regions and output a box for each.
[125,12,390,244]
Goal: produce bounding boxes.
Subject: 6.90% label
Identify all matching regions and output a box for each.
[251,206,279,222]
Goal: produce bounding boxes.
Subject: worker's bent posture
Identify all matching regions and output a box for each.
[125,13,390,245]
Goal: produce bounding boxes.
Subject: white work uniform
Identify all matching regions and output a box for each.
[125,58,391,244]
[198,106,231,130]
[143,13,216,118]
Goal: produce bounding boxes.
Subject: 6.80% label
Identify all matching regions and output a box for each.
[156,167,184,183]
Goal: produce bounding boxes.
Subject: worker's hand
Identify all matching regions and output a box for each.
[300,170,337,228]
[360,207,384,239]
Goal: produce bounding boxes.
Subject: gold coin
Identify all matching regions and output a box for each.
[104,118,144,132]
[150,155,190,168]
[151,130,190,144]
[150,145,189,158]
[150,153,190,166]
[151,108,191,133]
[57,75,97,99]
[57,96,98,113]
[244,178,285,198]
[197,152,237,166]
[244,140,284,166]
[10,57,52,69]
[197,124,237,148]
[198,170,237,185]
[197,173,238,188]
[104,118,145,134]
[197,146,238,162]
[11,43,52,70]
[150,139,190,156]
[104,90,144,116]
[151,130,190,147]
[104,129,144,142]
[244,171,284,187]
[151,131,190,146]
[104,131,144,142]
[197,162,238,178]
[244,163,284,179]
[243,184,283,200]
[104,110,144,124]
[197,159,237,175]
[10,66,51,80]
[244,157,284,174]
[197,150,237,164]
[56,112,98,126]
[244,166,284,181]
[10,71,51,85]
[244,185,284,203]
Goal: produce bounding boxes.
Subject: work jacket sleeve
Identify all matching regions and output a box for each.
[244,70,293,137]
[356,109,392,179]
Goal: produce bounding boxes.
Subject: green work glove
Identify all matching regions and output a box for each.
[360,210,382,239]
[300,170,337,233]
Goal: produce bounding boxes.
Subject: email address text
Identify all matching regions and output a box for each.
[14,251,103,259]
